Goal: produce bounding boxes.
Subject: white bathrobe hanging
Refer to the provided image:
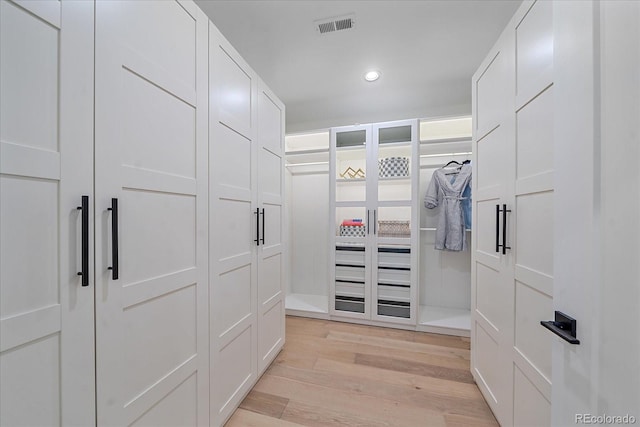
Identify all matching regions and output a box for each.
[424,164,472,251]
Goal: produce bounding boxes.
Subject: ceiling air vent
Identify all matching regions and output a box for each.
[314,14,356,35]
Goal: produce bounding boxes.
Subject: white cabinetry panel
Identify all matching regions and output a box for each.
[0,177,58,316]
[131,374,198,427]
[0,334,61,426]
[516,191,554,278]
[121,70,196,178]
[0,0,58,151]
[472,1,556,425]
[514,366,551,427]
[515,281,552,382]
[209,25,285,426]
[95,2,209,425]
[217,48,253,138]
[516,87,554,181]
[1,1,95,425]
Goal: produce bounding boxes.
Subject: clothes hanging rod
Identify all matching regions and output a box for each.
[420,227,471,231]
[419,152,472,158]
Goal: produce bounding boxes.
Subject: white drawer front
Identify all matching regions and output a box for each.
[335,281,365,298]
[336,265,366,282]
[378,251,410,268]
[336,248,366,266]
[377,284,411,302]
[377,268,410,285]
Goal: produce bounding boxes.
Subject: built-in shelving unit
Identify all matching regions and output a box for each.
[285,131,331,317]
[329,119,419,326]
[285,116,473,337]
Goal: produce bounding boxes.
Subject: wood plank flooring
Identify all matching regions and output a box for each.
[225,316,498,427]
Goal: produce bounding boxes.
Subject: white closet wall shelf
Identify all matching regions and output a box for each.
[285,147,330,155]
[336,177,366,182]
[420,152,472,158]
[419,136,472,145]
[285,161,329,167]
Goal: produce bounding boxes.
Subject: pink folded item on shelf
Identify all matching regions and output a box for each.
[342,220,364,226]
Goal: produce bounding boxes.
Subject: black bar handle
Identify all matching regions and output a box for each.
[502,204,511,255]
[77,195,89,286]
[373,210,377,235]
[254,208,260,245]
[366,210,370,235]
[260,208,265,245]
[107,198,119,280]
[495,204,500,253]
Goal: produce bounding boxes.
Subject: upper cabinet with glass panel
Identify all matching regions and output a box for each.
[378,125,412,145]
[375,123,417,203]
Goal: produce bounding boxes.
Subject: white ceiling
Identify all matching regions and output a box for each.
[195,0,522,134]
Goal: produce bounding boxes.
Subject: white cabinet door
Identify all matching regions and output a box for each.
[472,1,555,425]
[94,1,209,425]
[471,30,516,424]
[512,2,554,425]
[257,81,286,375]
[0,1,95,425]
[208,23,258,427]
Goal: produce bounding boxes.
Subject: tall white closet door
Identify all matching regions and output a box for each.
[257,81,286,374]
[471,15,516,425]
[94,1,209,425]
[512,1,554,424]
[0,1,95,425]
[209,24,258,426]
[472,1,555,425]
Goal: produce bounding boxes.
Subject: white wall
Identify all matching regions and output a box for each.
[553,0,640,422]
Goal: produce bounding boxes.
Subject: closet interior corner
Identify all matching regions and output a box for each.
[285,116,473,337]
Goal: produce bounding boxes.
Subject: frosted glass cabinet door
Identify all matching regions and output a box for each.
[0,1,95,425]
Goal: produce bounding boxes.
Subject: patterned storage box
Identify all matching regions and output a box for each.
[378,220,410,238]
[340,225,366,237]
[378,157,409,178]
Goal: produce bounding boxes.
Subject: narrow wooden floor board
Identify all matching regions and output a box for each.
[281,400,412,427]
[238,390,289,418]
[355,352,476,384]
[225,408,304,427]
[327,330,471,359]
[226,316,498,427]
[313,357,482,400]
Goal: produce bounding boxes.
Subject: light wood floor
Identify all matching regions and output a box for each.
[225,316,498,427]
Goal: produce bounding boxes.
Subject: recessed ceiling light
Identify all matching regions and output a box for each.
[364,70,380,82]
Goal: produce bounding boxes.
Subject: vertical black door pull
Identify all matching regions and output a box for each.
[501,204,511,255]
[254,208,260,245]
[107,198,119,280]
[366,210,370,235]
[260,208,265,245]
[77,195,89,286]
[495,204,500,253]
[373,209,377,235]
